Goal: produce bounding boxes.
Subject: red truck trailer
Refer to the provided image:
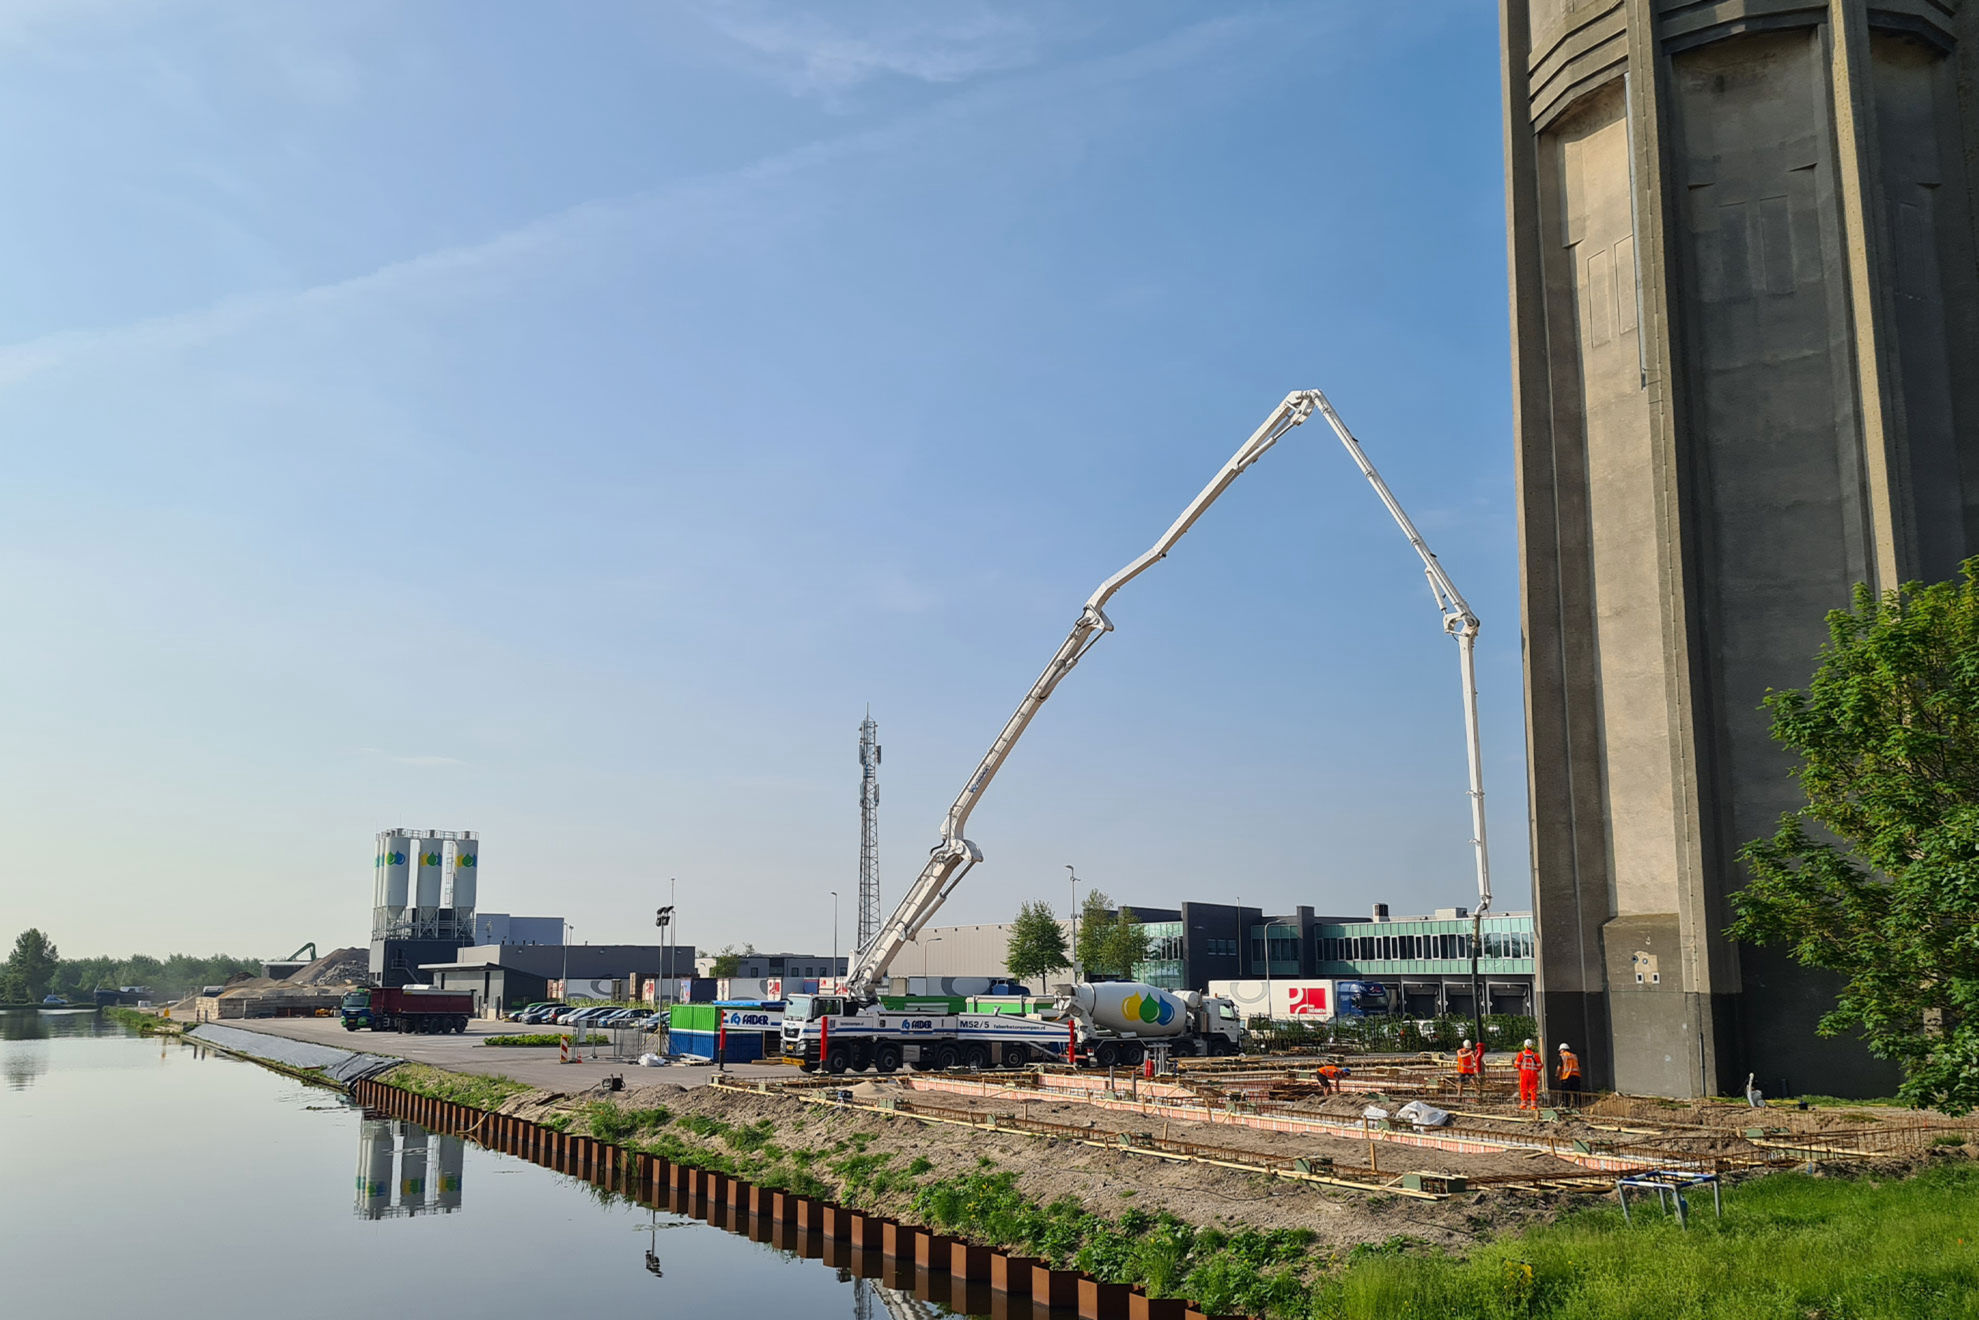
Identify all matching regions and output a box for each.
[340,986,474,1034]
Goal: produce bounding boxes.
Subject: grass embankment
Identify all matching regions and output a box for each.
[389,1063,533,1111]
[104,1006,182,1035]
[483,1032,608,1048]
[1315,1163,1979,1320]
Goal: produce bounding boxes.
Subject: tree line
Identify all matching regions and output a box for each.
[2,928,260,1003]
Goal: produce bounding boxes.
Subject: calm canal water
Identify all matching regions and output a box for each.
[0,1011,973,1319]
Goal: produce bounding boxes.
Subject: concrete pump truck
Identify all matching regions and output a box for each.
[781,388,1493,1074]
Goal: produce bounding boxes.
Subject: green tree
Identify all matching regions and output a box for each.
[1075,889,1116,977]
[1729,560,1979,1114]
[709,943,756,978]
[1004,900,1070,985]
[1100,907,1154,980]
[5,929,61,1001]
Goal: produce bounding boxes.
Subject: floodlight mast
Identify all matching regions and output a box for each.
[844,391,1322,1000]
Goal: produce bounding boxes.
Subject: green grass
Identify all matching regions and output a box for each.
[907,1162,1979,1320]
[584,1101,673,1144]
[389,1064,532,1111]
[1318,1164,1979,1320]
[483,1032,608,1047]
[103,1006,175,1035]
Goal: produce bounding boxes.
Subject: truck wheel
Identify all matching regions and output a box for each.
[1121,1043,1145,1066]
[849,1044,872,1073]
[799,1060,819,1073]
[825,1047,850,1075]
[1094,1042,1119,1068]
[874,1045,901,1074]
[1000,1044,1026,1069]
[962,1044,990,1071]
[933,1043,959,1071]
[455,1017,468,1034]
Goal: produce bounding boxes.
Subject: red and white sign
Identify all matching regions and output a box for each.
[1207,979,1338,1022]
[1287,984,1329,1016]
[764,977,783,1000]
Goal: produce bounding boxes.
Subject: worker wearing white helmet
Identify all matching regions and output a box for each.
[1555,1041,1583,1104]
[1513,1038,1543,1109]
[1454,1036,1483,1097]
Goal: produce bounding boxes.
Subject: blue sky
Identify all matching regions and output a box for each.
[0,2,1519,961]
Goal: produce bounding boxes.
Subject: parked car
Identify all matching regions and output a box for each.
[42,994,68,1006]
[519,1003,565,1024]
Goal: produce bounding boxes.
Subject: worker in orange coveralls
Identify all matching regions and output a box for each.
[1316,1063,1352,1095]
[1455,1038,1482,1098]
[1513,1038,1544,1109]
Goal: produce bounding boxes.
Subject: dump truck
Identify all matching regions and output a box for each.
[340,986,473,1034]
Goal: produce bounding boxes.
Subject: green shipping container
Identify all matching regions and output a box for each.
[669,1003,719,1033]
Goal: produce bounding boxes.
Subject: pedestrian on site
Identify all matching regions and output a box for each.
[1316,1063,1351,1096]
[1555,1042,1583,1106]
[1455,1037,1481,1098]
[1513,1037,1544,1109]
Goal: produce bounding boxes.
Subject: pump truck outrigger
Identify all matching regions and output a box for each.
[782,389,1492,1075]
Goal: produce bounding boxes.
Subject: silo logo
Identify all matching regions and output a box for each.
[457,854,475,868]
[422,852,441,867]
[1120,992,1175,1025]
[375,851,406,867]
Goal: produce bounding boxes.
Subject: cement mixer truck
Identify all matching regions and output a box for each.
[1057,982,1243,1065]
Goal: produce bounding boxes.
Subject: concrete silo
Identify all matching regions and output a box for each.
[369,826,478,985]
[372,831,412,940]
[441,834,478,942]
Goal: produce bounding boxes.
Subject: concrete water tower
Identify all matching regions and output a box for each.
[1502,0,1979,1098]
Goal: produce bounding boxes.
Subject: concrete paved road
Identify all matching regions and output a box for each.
[200,1015,795,1091]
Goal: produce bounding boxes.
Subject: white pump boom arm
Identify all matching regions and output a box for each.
[843,389,1492,1000]
[1308,393,1492,918]
[845,391,1323,999]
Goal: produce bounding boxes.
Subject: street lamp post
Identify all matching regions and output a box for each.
[830,890,839,984]
[562,924,576,1003]
[1066,865,1082,982]
[923,935,943,981]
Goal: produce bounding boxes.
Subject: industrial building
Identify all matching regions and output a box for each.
[369,828,480,986]
[894,901,1535,1016]
[1501,0,1979,1096]
[691,951,848,981]
[421,942,695,1017]
[471,913,565,946]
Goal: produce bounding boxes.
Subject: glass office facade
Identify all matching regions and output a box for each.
[1310,914,1534,977]
[1133,921,1187,990]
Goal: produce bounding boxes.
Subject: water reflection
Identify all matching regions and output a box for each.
[0,1008,113,1090]
[354,1116,465,1219]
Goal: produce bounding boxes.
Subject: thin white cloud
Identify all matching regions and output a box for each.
[689,0,1049,97]
[0,11,1284,392]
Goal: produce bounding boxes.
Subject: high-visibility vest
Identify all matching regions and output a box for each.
[1317,1065,1344,1078]
[1515,1049,1542,1075]
[1558,1050,1581,1080]
[1456,1049,1478,1074]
